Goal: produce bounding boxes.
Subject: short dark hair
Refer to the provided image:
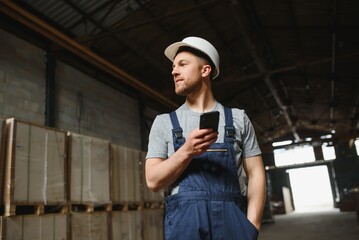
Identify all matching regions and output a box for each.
[175,46,215,79]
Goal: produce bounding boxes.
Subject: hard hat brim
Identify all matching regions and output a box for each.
[164,42,192,62]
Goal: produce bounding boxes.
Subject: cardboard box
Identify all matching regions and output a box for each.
[71,212,109,240]
[112,210,142,239]
[4,119,67,210]
[0,118,6,205]
[143,209,164,240]
[0,217,3,239]
[68,133,111,204]
[4,214,67,239]
[112,145,142,203]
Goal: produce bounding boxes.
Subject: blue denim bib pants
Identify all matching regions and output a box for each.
[164,107,258,240]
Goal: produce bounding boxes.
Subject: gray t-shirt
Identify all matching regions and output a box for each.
[146,102,261,195]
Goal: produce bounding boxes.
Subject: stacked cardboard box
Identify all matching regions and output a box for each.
[0,217,2,238]
[71,212,109,239]
[68,133,111,204]
[112,145,142,204]
[4,119,67,215]
[0,118,164,239]
[0,118,5,206]
[143,208,164,240]
[3,214,67,239]
[112,210,142,239]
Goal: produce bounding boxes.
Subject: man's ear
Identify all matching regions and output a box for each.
[201,64,212,78]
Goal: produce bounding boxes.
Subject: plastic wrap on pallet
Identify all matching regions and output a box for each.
[69,133,111,204]
[141,151,164,202]
[142,208,164,240]
[112,210,142,240]
[5,119,67,205]
[4,214,67,239]
[71,212,108,240]
[112,144,142,203]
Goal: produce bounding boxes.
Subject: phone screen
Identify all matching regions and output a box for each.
[199,111,219,131]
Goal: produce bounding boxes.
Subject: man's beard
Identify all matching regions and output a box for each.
[175,86,188,96]
[175,81,200,96]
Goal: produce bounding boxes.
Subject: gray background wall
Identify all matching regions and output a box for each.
[0,28,143,149]
[0,28,46,124]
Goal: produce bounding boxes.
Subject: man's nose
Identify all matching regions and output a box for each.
[172,67,179,77]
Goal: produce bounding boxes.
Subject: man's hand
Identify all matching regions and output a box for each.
[145,128,218,192]
[182,128,218,156]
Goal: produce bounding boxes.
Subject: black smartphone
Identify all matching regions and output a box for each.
[199,111,220,131]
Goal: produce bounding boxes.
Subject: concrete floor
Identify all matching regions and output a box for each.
[258,208,359,240]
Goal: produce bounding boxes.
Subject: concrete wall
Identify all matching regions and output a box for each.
[56,62,141,148]
[0,29,142,149]
[0,29,46,123]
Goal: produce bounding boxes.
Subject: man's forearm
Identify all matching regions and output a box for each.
[145,149,193,192]
[246,172,266,230]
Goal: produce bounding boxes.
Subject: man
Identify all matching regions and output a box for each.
[145,36,266,240]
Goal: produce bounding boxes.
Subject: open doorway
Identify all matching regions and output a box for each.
[287,165,334,212]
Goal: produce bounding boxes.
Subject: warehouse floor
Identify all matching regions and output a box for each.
[258,208,359,240]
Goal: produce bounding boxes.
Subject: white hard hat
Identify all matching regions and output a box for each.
[164,37,220,79]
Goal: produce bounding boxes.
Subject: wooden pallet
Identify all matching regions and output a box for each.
[111,202,144,211]
[143,201,165,209]
[5,202,68,216]
[69,202,112,213]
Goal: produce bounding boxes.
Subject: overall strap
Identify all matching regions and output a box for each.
[169,111,185,149]
[224,107,235,143]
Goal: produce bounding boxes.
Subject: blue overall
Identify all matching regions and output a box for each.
[164,107,259,240]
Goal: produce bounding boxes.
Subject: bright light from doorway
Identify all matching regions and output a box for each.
[287,166,334,212]
[322,143,336,160]
[274,145,315,167]
[272,140,293,147]
[355,139,359,156]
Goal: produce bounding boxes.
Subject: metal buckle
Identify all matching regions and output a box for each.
[174,131,183,139]
[226,127,235,137]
